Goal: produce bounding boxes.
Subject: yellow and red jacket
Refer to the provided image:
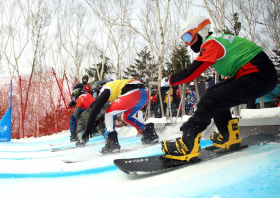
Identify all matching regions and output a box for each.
[101,79,140,102]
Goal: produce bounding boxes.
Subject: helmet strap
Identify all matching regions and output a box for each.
[207,32,213,39]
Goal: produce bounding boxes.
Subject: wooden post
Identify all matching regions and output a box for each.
[234,106,239,117]
[260,97,265,109]
[147,83,151,119]
[181,84,186,116]
[194,79,200,103]
[166,89,170,120]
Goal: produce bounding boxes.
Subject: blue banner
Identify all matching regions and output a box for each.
[0,80,12,142]
[0,108,11,142]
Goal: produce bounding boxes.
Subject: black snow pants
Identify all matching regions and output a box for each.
[181,51,278,143]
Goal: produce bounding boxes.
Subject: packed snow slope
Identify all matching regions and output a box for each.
[0,122,280,198]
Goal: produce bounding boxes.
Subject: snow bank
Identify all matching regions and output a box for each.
[240,107,280,119]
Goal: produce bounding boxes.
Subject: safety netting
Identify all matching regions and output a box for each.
[0,70,74,139]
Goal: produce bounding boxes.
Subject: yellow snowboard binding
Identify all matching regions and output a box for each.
[210,118,242,150]
[162,133,202,162]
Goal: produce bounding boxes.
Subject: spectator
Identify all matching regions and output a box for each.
[172,86,180,109]
[150,90,158,117]
[186,83,197,115]
[115,114,127,128]
[68,75,91,142]
[163,86,173,116]
[82,75,91,93]
[205,76,215,89]
[132,73,143,83]
[255,83,279,108]
[189,82,197,101]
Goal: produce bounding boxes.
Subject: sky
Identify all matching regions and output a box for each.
[0,111,280,198]
[0,0,208,78]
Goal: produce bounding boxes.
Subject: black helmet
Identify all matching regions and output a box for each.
[91,81,107,96]
[82,75,89,80]
[82,75,89,85]
[72,83,84,100]
[132,73,140,77]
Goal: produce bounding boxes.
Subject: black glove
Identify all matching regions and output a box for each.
[161,86,170,93]
[93,119,101,128]
[91,128,99,137]
[69,101,76,108]
[82,130,91,142]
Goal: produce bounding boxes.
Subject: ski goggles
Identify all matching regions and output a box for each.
[181,19,211,44]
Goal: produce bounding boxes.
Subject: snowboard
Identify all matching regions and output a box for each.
[113,133,277,175]
[63,149,131,163]
[62,143,159,163]
[50,141,104,152]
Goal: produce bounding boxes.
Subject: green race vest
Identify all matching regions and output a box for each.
[204,33,263,77]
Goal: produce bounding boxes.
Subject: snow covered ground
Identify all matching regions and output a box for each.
[1,114,280,198]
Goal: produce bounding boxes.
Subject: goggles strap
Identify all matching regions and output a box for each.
[192,19,211,34]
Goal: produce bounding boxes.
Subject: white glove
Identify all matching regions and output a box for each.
[160,76,171,92]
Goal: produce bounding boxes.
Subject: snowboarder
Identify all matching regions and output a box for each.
[85,79,159,154]
[68,75,92,142]
[71,83,108,146]
[68,100,82,142]
[160,16,278,161]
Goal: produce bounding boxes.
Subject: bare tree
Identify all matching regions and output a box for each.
[188,0,226,32]
[257,0,280,52]
[3,0,42,76]
[1,0,44,138]
[84,0,129,80]
[0,1,5,75]
[234,0,261,41]
[109,23,133,79]
[86,0,171,81]
[78,29,103,81]
[57,0,88,80]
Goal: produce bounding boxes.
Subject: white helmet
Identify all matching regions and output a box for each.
[190,82,195,86]
[180,16,211,42]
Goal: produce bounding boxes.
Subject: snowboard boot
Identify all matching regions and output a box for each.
[162,132,202,162]
[141,123,159,145]
[70,132,77,142]
[101,131,121,154]
[91,128,100,137]
[210,118,242,150]
[75,132,87,147]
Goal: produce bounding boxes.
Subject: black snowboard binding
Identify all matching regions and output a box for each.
[91,128,100,137]
[101,131,121,154]
[141,123,159,145]
[75,132,88,147]
[162,132,201,162]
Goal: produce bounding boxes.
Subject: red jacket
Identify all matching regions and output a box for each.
[84,84,91,94]
[76,92,95,109]
[74,92,95,118]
